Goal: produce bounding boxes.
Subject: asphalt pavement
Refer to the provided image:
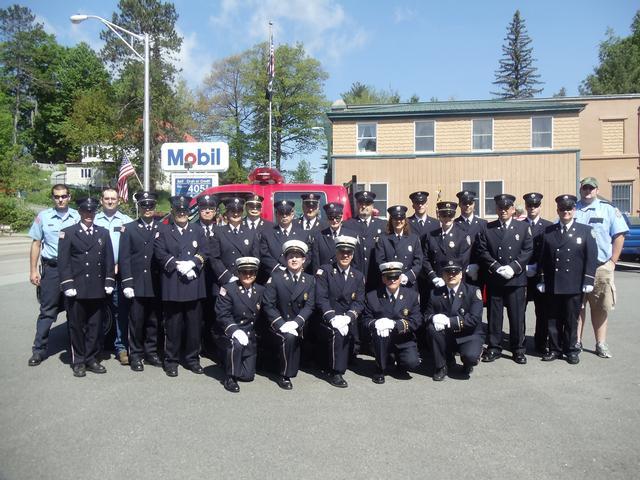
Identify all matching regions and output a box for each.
[1,234,639,480]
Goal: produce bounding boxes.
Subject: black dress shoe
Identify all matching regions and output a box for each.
[165,366,178,377]
[372,373,385,384]
[189,364,204,374]
[224,377,240,393]
[72,365,86,377]
[145,353,162,367]
[28,352,43,366]
[513,352,527,364]
[433,366,447,381]
[86,361,107,374]
[482,349,500,363]
[130,359,144,371]
[277,376,293,390]
[462,363,474,375]
[566,354,580,365]
[328,373,348,388]
[542,351,561,362]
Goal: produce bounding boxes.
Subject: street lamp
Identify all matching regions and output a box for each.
[70,14,151,191]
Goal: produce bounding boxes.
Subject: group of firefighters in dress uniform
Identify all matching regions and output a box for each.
[27,176,628,392]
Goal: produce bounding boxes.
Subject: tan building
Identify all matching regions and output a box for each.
[327,95,640,220]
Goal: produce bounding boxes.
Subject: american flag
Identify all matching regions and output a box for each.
[117,155,136,202]
[266,30,275,101]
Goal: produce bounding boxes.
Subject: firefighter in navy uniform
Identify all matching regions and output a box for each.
[454,190,487,286]
[314,235,365,388]
[537,195,597,364]
[154,195,208,377]
[344,190,386,290]
[375,205,423,290]
[243,194,274,235]
[521,192,554,354]
[422,201,472,298]
[477,194,533,364]
[362,261,422,384]
[297,193,327,232]
[407,191,439,240]
[119,191,162,371]
[310,202,361,274]
[425,260,484,381]
[58,197,115,377]
[262,240,315,390]
[214,257,264,393]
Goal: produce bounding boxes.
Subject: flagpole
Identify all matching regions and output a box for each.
[268,21,273,170]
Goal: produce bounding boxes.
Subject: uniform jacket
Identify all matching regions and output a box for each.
[375,232,423,285]
[194,220,220,298]
[538,222,597,295]
[408,214,439,243]
[58,223,115,299]
[153,221,208,302]
[215,281,265,337]
[211,223,260,286]
[424,282,484,342]
[477,219,533,288]
[296,216,328,232]
[259,224,310,275]
[343,216,386,283]
[422,224,472,280]
[315,262,365,325]
[263,269,315,331]
[309,225,362,274]
[362,286,422,335]
[242,217,274,237]
[119,219,161,297]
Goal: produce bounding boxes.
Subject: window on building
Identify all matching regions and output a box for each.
[472,118,493,150]
[611,182,632,214]
[370,183,388,217]
[484,180,503,217]
[81,168,92,178]
[357,123,377,153]
[415,121,435,152]
[273,191,327,218]
[461,181,481,216]
[532,116,552,148]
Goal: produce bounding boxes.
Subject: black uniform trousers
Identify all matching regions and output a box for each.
[33,262,65,355]
[426,323,484,369]
[527,285,548,351]
[215,334,258,381]
[313,321,356,374]
[546,293,582,356]
[128,297,161,361]
[66,297,103,367]
[262,329,301,378]
[370,330,421,372]
[486,285,526,354]
[162,300,202,369]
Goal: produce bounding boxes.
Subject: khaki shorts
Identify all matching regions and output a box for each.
[585,261,616,313]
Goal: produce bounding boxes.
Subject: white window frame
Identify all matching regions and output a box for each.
[472,118,493,151]
[414,120,435,153]
[483,179,504,219]
[357,182,388,218]
[611,182,633,214]
[460,180,481,216]
[356,122,377,154]
[531,116,553,149]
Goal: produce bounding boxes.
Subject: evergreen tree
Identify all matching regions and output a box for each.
[492,10,543,99]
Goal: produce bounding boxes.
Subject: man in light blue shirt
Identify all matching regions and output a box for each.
[94,187,133,365]
[28,184,80,366]
[574,177,628,358]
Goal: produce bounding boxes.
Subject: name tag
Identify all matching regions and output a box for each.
[588,217,604,224]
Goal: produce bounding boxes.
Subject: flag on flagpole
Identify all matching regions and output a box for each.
[265,29,275,101]
[117,155,136,202]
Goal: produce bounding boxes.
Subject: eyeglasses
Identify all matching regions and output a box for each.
[328,216,342,221]
[52,194,69,200]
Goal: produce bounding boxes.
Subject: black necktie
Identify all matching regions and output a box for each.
[87,228,92,236]
[305,220,311,230]
[419,219,424,227]
[292,274,298,283]
[450,289,455,302]
[562,225,567,235]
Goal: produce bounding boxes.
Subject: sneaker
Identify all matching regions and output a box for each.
[595,342,612,358]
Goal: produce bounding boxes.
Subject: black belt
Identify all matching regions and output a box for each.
[42,258,58,267]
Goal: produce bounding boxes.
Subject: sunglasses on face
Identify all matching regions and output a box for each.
[384,275,400,281]
[53,194,69,200]
[239,270,257,275]
[337,249,354,255]
[328,216,342,221]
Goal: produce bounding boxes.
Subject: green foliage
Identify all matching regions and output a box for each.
[553,87,567,97]
[341,82,401,104]
[580,12,640,94]
[287,159,314,183]
[0,194,34,230]
[492,10,543,99]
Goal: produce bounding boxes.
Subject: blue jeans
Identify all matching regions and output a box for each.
[108,280,130,354]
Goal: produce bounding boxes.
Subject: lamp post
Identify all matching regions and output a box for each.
[70,14,151,191]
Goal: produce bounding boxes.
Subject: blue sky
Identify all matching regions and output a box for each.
[10,0,640,179]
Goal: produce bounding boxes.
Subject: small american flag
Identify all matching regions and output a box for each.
[117,155,136,202]
[266,30,275,101]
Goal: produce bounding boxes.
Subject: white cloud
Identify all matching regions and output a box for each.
[173,27,215,89]
[393,6,415,24]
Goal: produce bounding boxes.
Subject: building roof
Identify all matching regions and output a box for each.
[327,98,586,120]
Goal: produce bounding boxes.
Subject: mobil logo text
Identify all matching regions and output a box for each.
[161,142,229,172]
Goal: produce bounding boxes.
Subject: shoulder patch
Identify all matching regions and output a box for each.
[316,269,324,276]
[58,232,65,239]
[476,289,482,300]
[219,287,227,296]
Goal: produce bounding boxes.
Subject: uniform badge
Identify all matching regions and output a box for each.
[244,239,249,245]
[219,287,227,296]
[121,226,126,232]
[399,294,404,300]
[155,232,160,239]
[576,237,582,244]
[98,238,102,245]
[192,240,198,248]
[466,235,471,246]
[408,245,413,252]
[459,308,465,315]
[377,229,382,235]
[351,292,356,300]
[448,241,455,248]
[316,269,324,276]
[59,232,65,239]
[402,308,409,316]
[256,303,261,310]
[303,292,308,300]
[515,234,520,241]
[476,289,483,300]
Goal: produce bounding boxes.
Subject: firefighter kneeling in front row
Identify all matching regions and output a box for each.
[424,260,484,381]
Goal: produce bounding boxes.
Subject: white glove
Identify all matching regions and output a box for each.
[280,321,299,335]
[176,260,196,275]
[375,318,396,331]
[496,265,514,279]
[338,314,351,327]
[536,283,545,293]
[64,288,77,297]
[330,317,341,330]
[123,287,135,299]
[466,263,479,280]
[377,328,390,337]
[526,263,538,277]
[582,285,594,293]
[399,273,408,285]
[104,286,114,295]
[432,313,450,328]
[432,277,445,288]
[338,324,349,336]
[434,322,445,332]
[232,330,249,346]
[185,269,197,280]
[228,275,239,283]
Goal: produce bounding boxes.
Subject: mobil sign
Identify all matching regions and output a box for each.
[161,142,229,172]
